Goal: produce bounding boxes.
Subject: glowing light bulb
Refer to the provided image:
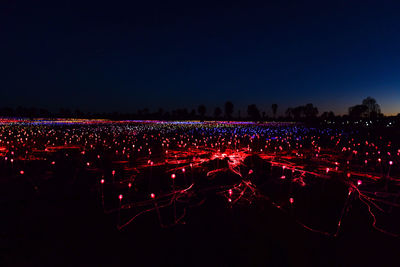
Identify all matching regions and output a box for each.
[389,161,393,165]
[171,173,176,179]
[119,194,123,200]
[100,179,105,184]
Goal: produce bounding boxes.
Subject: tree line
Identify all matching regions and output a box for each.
[0,97,399,121]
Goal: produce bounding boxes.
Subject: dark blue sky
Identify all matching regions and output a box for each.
[1,0,400,115]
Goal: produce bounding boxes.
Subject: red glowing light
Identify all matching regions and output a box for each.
[20,170,24,175]
[389,161,393,166]
[357,180,362,186]
[112,170,116,175]
[150,193,155,199]
[119,194,123,200]
[289,198,294,204]
[182,168,185,173]
[128,183,132,188]
[100,179,105,184]
[171,173,176,179]
[51,161,55,165]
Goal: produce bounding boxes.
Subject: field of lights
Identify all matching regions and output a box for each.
[1,119,400,239]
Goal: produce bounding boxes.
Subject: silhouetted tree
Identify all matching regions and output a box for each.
[214,107,222,119]
[285,108,293,119]
[303,103,318,118]
[272,104,278,118]
[320,111,335,119]
[247,104,261,121]
[224,101,234,119]
[362,97,381,118]
[349,104,368,118]
[292,106,303,119]
[198,105,206,120]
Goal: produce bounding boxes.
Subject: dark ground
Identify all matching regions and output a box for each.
[1,164,399,267]
[1,125,400,266]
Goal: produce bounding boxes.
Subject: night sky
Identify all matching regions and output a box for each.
[1,0,400,115]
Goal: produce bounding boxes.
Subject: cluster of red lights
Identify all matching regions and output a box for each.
[1,120,399,237]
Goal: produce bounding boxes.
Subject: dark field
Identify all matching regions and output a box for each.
[1,120,400,266]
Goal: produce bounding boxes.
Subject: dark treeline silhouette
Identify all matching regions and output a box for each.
[1,97,399,126]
